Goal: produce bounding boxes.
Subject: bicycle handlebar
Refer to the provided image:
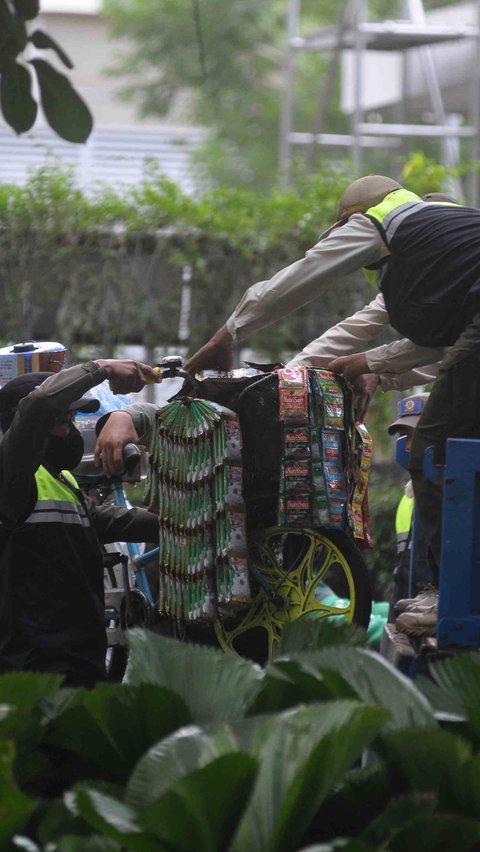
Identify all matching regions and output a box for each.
[75,442,143,491]
[156,356,204,397]
[122,442,142,475]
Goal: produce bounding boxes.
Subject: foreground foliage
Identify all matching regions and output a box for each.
[2,622,480,851]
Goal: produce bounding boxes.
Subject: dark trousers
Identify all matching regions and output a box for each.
[409,312,480,567]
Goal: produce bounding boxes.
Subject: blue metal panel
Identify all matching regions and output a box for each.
[437,438,480,649]
[395,434,410,470]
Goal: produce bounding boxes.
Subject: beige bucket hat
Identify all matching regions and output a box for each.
[336,175,402,221]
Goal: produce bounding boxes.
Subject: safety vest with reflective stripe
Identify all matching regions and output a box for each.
[26,466,90,528]
[395,493,414,555]
[363,190,480,347]
[0,462,106,684]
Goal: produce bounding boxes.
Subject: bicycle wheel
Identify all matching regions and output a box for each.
[104,561,128,682]
[214,526,372,664]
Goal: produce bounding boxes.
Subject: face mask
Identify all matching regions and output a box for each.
[43,426,84,473]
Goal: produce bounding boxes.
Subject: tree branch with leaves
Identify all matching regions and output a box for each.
[0,0,93,142]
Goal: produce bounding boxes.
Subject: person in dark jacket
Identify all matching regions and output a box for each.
[0,358,160,687]
[387,393,434,629]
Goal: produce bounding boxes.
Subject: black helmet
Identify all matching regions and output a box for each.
[0,372,99,433]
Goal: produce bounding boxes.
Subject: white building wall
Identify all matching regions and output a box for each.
[0,124,205,194]
[0,1,205,193]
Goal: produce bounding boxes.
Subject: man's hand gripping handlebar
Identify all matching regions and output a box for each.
[94,356,198,477]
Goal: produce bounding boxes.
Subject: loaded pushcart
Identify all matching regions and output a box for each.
[146,359,373,662]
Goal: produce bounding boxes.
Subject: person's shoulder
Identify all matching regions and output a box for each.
[322,214,380,243]
[345,212,380,231]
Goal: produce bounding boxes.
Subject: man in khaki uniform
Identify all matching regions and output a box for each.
[183,176,480,632]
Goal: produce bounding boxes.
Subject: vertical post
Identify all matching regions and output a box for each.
[352,0,366,173]
[307,0,351,172]
[469,0,480,205]
[144,345,156,403]
[405,0,462,199]
[394,1,410,173]
[278,0,300,185]
[178,264,192,345]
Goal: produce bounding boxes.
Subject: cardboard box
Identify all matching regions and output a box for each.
[0,341,66,384]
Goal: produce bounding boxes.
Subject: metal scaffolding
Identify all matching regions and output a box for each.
[279,0,480,203]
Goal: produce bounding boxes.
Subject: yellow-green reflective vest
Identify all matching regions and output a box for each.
[27,466,89,528]
[362,189,480,347]
[362,192,460,289]
[362,189,422,288]
[395,493,414,555]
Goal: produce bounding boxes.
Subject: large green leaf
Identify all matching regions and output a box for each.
[247,662,330,716]
[29,58,92,143]
[251,658,357,716]
[388,813,480,851]
[275,619,367,657]
[297,843,374,852]
[126,725,230,809]
[138,753,258,852]
[379,727,480,818]
[277,646,435,729]
[0,60,37,133]
[0,705,11,723]
[75,753,257,852]
[73,787,157,852]
[14,834,117,851]
[417,652,480,737]
[46,683,191,782]
[0,738,35,845]
[54,838,117,851]
[0,672,63,787]
[361,791,437,848]
[310,759,392,841]
[29,30,73,69]
[0,3,27,72]
[36,790,122,847]
[126,630,264,725]
[232,701,387,852]
[125,724,243,812]
[0,672,62,736]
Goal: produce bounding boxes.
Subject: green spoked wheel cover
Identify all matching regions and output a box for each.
[215,526,371,662]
